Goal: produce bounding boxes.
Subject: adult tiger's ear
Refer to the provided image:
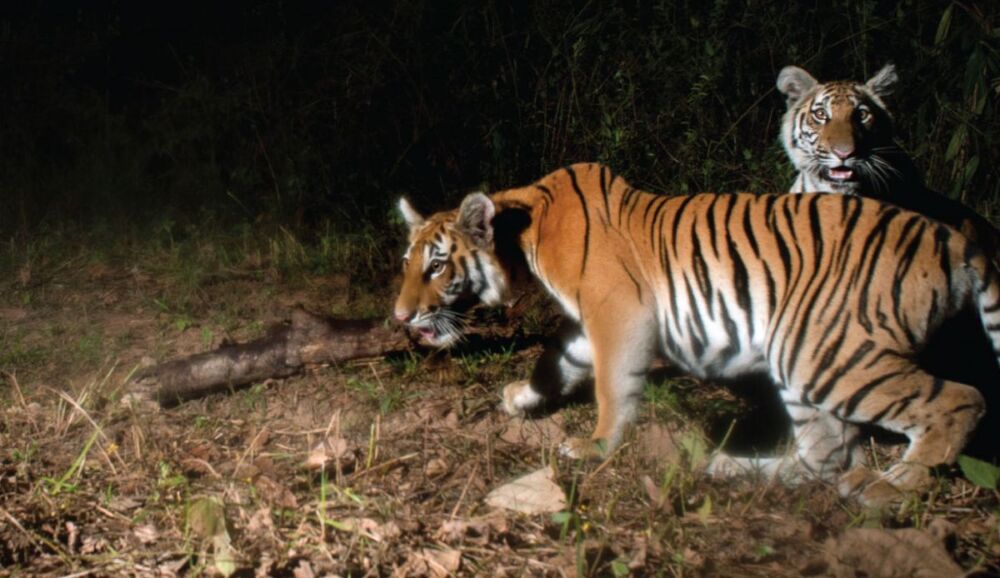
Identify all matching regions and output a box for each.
[398,197,425,231]
[865,63,898,98]
[456,192,495,249]
[776,66,818,105]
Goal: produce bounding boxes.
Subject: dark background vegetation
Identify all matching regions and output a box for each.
[2,0,998,249]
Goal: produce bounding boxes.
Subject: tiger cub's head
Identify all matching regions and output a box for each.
[394,193,508,347]
[778,64,899,195]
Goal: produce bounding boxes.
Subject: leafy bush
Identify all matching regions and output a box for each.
[0,1,997,237]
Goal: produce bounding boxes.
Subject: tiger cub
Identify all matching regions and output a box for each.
[394,163,997,504]
[777,63,1000,263]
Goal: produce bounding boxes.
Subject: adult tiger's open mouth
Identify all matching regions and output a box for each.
[822,166,855,182]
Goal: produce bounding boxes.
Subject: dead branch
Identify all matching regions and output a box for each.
[125,308,413,406]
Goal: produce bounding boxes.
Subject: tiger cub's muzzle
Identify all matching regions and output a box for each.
[394,297,474,349]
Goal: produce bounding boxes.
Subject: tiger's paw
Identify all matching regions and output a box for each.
[558,437,608,461]
[881,461,932,492]
[856,479,906,507]
[501,380,543,417]
[838,463,930,507]
[707,453,816,484]
[706,453,753,478]
[837,465,879,498]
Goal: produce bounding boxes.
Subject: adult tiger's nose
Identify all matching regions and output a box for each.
[394,308,414,323]
[832,144,855,160]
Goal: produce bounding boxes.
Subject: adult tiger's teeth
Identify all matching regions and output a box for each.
[827,168,853,181]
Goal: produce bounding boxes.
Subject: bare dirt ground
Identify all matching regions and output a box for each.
[1,255,999,576]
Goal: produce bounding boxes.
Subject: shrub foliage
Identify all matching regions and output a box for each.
[1,1,998,234]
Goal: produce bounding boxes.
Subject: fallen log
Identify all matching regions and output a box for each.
[125,308,413,406]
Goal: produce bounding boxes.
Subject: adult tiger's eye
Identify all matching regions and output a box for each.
[812,109,828,122]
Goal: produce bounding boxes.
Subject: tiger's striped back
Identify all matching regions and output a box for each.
[496,165,995,382]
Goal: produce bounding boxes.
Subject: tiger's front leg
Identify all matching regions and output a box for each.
[560,310,658,459]
[502,322,594,417]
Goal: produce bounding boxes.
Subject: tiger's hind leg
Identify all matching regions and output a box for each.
[782,391,867,480]
[502,322,593,417]
[814,357,985,504]
[708,389,866,483]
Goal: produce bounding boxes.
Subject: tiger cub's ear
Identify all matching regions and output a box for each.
[865,63,898,98]
[398,197,425,230]
[776,66,818,105]
[457,192,495,249]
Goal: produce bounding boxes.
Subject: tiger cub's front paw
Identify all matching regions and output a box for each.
[501,380,543,417]
[558,437,608,460]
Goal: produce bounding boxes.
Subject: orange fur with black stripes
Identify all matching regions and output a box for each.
[394,163,998,503]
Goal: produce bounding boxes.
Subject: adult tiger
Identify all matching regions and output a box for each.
[777,63,1000,263]
[394,163,998,504]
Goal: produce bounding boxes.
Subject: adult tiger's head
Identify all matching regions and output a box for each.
[393,193,509,347]
[778,63,900,195]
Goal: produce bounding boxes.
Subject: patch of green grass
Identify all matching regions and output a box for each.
[0,330,48,371]
[456,344,519,384]
[192,415,213,431]
[646,375,746,428]
[237,382,269,413]
[154,295,197,328]
[42,429,100,496]
[751,543,776,562]
[152,461,190,504]
[11,442,39,469]
[387,350,427,380]
[73,330,105,366]
[644,378,684,418]
[314,223,388,281]
[200,327,215,349]
[345,376,412,416]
